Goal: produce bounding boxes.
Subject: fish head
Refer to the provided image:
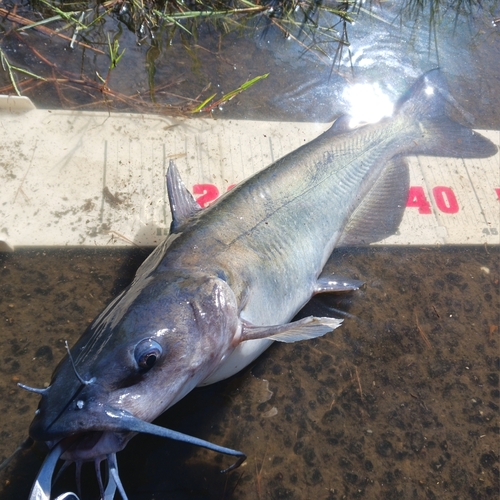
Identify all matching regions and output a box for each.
[27,271,240,463]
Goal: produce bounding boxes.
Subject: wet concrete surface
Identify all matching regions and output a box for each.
[0,245,498,499]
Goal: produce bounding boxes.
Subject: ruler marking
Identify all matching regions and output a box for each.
[461,157,489,226]
[268,136,275,164]
[162,143,167,226]
[13,139,37,204]
[100,140,108,224]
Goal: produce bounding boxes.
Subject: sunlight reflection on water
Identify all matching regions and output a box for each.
[342,82,395,127]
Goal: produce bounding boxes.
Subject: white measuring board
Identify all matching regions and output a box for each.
[0,96,498,250]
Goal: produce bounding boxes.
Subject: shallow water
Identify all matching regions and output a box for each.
[0,1,499,499]
[0,1,499,123]
[0,246,498,499]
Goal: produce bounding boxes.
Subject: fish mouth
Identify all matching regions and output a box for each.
[30,406,246,500]
[58,430,131,462]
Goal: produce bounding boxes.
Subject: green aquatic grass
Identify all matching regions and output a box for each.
[0,47,46,96]
[190,73,269,112]
[107,33,126,69]
[27,0,355,43]
[22,0,487,46]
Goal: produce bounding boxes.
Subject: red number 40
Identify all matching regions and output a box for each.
[406,186,459,214]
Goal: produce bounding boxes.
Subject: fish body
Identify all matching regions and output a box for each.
[21,70,497,499]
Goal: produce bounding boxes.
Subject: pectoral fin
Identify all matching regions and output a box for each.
[240,316,342,343]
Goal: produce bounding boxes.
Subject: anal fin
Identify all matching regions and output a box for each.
[337,156,409,247]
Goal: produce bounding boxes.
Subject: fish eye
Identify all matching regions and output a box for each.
[134,339,162,371]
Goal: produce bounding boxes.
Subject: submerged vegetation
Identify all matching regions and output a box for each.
[28,0,355,44]
[0,0,356,111]
[0,0,494,112]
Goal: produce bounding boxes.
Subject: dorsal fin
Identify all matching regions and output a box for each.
[328,114,353,134]
[166,160,201,232]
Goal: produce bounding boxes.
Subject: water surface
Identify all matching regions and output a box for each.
[0,246,498,499]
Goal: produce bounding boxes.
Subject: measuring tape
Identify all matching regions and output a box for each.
[0,96,498,250]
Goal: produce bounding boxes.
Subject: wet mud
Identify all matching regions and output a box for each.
[0,245,498,499]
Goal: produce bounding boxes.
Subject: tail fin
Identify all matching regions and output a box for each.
[398,69,497,159]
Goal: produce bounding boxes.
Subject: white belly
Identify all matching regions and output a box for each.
[198,338,273,386]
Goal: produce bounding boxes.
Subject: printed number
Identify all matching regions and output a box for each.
[193,184,220,208]
[483,228,499,235]
[406,187,432,214]
[432,186,459,214]
[192,183,235,207]
[407,186,459,214]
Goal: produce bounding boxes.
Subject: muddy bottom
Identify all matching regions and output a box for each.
[0,246,498,499]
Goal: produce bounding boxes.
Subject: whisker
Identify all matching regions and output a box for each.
[28,441,65,500]
[52,459,71,485]
[64,341,96,386]
[107,454,126,500]
[0,436,33,472]
[75,461,83,499]
[95,458,106,500]
[17,383,50,395]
